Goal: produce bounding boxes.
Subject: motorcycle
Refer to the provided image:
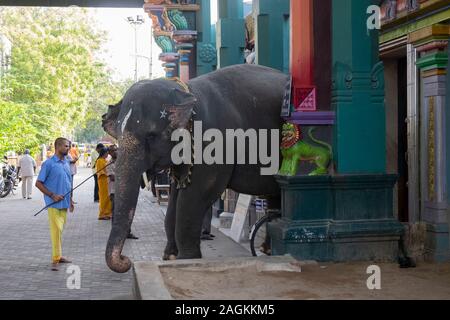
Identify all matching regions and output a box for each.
[0,169,4,197]
[1,157,18,198]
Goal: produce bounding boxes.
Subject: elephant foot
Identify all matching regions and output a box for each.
[163,242,178,261]
[176,250,202,260]
[259,242,272,256]
[163,253,178,261]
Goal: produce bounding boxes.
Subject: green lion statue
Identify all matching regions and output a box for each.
[279,123,332,176]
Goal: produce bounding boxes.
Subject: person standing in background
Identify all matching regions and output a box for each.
[68,143,79,177]
[91,143,104,203]
[68,142,79,203]
[96,147,112,220]
[17,149,37,200]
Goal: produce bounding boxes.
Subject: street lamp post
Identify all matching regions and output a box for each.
[0,34,12,97]
[127,15,145,82]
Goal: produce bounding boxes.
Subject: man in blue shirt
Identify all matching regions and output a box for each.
[36,137,75,271]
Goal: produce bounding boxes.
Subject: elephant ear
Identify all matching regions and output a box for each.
[102,100,122,139]
[167,88,196,129]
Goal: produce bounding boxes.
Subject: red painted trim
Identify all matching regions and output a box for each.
[290,0,315,107]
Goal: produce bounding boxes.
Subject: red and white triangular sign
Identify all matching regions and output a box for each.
[295,87,317,112]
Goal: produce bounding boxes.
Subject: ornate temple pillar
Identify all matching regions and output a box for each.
[144,0,199,80]
[253,0,290,73]
[216,0,245,68]
[332,0,386,174]
[291,0,314,109]
[196,0,217,75]
[411,24,450,261]
[270,0,403,262]
[288,0,332,111]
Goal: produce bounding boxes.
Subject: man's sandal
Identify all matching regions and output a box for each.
[59,257,72,263]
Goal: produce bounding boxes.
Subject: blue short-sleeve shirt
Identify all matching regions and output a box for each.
[37,155,72,209]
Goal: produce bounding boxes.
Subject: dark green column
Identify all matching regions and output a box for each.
[253,0,290,73]
[332,0,386,174]
[196,0,217,75]
[216,0,245,68]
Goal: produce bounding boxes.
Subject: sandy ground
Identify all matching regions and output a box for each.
[160,261,450,300]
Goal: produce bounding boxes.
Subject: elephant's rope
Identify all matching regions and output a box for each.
[167,76,190,93]
[167,77,195,190]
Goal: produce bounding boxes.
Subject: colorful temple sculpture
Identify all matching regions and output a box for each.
[144,0,201,80]
[379,0,450,261]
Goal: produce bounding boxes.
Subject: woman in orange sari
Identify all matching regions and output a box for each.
[96,148,112,220]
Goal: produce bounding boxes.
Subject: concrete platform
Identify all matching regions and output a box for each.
[133,255,305,300]
[133,256,450,300]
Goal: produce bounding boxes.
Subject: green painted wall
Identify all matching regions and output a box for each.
[332,0,386,174]
[253,0,290,73]
[218,0,244,19]
[216,0,245,68]
[197,0,217,75]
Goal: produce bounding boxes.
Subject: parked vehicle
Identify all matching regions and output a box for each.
[1,156,18,198]
[0,169,4,197]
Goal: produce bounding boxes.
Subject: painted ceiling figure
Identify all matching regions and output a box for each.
[406,0,419,12]
[245,12,255,52]
[384,0,398,21]
[244,12,255,64]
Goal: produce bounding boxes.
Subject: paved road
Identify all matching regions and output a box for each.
[0,167,250,300]
[0,167,167,300]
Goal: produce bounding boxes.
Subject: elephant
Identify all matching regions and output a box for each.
[102,64,288,273]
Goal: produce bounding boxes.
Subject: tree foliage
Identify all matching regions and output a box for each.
[0,7,129,156]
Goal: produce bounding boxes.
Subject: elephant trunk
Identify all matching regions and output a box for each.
[105,143,143,273]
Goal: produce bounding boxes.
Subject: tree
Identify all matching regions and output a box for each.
[0,7,127,155]
[75,77,134,143]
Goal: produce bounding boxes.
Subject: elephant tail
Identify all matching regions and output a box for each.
[307,127,333,158]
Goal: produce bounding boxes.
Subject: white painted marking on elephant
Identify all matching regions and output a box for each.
[160,108,168,119]
[121,109,133,135]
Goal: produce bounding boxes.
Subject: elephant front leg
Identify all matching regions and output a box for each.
[163,183,179,260]
[175,166,233,259]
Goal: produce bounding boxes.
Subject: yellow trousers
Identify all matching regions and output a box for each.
[48,208,67,263]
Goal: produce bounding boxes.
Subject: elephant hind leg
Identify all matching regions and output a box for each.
[163,183,179,260]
